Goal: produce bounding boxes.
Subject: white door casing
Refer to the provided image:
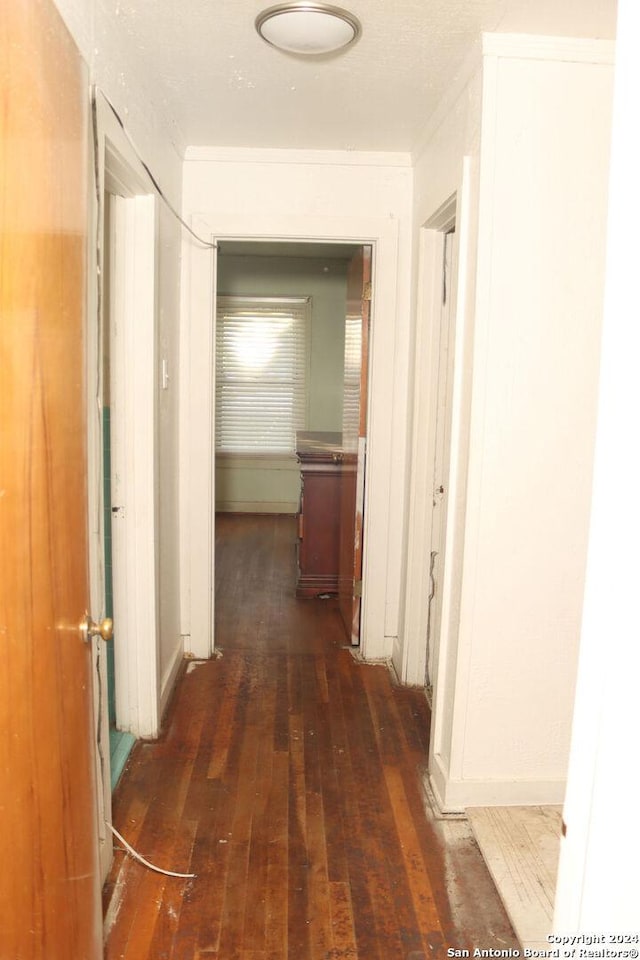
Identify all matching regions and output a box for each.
[402,191,460,688]
[86,98,164,882]
[425,227,459,688]
[180,213,400,662]
[109,193,160,740]
[401,159,477,807]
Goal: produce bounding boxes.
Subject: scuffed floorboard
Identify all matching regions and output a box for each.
[467,805,562,952]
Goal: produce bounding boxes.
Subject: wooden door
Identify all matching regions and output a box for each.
[0,2,102,957]
[338,246,372,644]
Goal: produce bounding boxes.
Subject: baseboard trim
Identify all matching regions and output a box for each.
[216,500,298,514]
[160,638,185,720]
[428,754,566,812]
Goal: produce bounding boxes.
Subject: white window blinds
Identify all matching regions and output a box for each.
[215,296,309,455]
[342,308,362,451]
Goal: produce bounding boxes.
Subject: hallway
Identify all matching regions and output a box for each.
[103,515,517,959]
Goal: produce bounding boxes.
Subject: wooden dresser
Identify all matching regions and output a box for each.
[295,431,344,599]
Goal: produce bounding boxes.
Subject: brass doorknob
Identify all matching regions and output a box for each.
[79,614,114,643]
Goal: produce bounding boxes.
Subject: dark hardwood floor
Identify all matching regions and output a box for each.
[103,514,517,959]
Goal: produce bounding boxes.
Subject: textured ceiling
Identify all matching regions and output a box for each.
[99,0,617,153]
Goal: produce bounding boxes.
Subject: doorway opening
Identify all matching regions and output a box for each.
[400,176,475,812]
[90,137,160,856]
[89,134,160,882]
[213,240,371,648]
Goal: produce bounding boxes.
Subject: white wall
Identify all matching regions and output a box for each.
[180,150,413,659]
[53,0,185,715]
[456,41,613,798]
[554,0,640,930]
[404,36,614,810]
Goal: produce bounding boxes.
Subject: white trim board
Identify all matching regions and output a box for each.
[109,193,160,739]
[180,213,401,663]
[160,636,185,717]
[402,158,475,691]
[482,33,615,65]
[427,753,566,813]
[185,146,412,167]
[87,95,164,885]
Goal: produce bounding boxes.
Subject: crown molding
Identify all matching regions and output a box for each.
[411,38,482,164]
[184,146,412,167]
[482,32,615,65]
[412,31,615,163]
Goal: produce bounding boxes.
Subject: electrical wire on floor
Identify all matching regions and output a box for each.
[107,822,196,879]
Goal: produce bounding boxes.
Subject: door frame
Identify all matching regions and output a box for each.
[401,161,475,691]
[108,191,160,740]
[339,245,372,645]
[425,225,459,688]
[86,95,160,881]
[400,159,477,803]
[180,213,400,662]
[401,194,457,686]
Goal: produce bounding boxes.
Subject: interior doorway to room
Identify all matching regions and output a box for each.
[213,240,371,647]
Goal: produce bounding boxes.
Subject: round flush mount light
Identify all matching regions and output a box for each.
[255,3,361,55]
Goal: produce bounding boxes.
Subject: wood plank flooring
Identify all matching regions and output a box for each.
[103,514,517,959]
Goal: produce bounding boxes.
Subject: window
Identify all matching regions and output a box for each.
[215,296,309,455]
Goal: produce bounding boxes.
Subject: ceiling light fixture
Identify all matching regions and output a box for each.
[255,3,361,56]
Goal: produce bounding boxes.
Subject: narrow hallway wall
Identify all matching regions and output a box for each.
[53,0,185,711]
